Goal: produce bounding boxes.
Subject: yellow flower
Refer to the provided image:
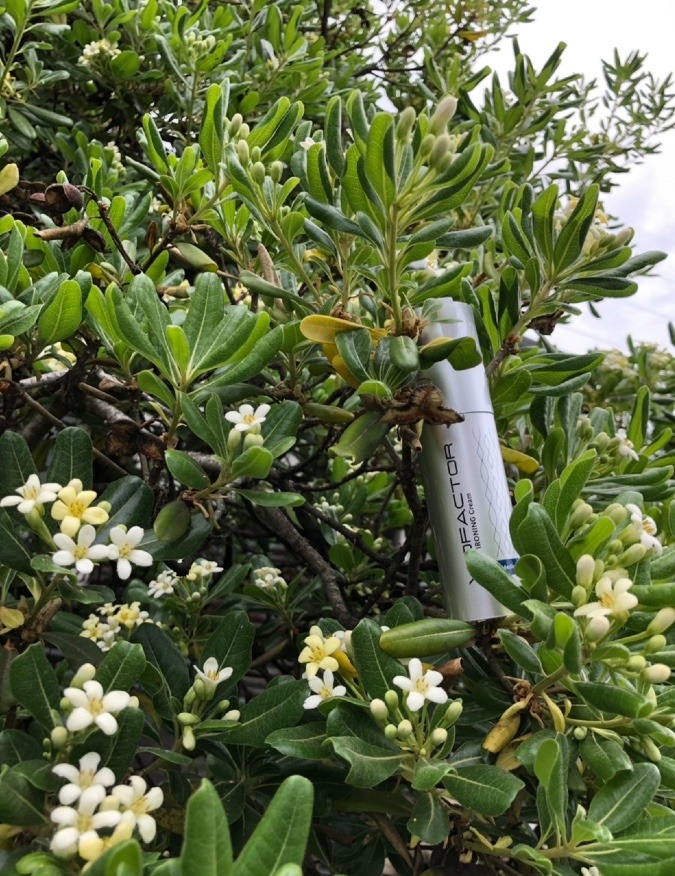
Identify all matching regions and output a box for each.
[298,625,341,678]
[51,479,109,537]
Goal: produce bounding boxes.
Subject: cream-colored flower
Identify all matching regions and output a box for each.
[615,428,639,462]
[225,402,270,433]
[63,680,130,736]
[298,626,341,678]
[107,526,153,580]
[252,565,286,591]
[50,787,121,858]
[147,569,177,598]
[574,576,638,620]
[393,658,448,712]
[113,601,149,629]
[626,503,663,556]
[51,479,109,537]
[53,752,115,808]
[186,558,223,580]
[78,820,133,863]
[0,474,61,515]
[111,775,163,843]
[53,525,110,575]
[194,657,233,693]
[303,670,346,709]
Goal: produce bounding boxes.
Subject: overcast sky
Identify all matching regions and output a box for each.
[489,1,675,354]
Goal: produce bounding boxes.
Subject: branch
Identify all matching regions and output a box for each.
[80,186,141,275]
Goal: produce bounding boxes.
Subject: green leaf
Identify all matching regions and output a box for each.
[82,839,143,876]
[182,779,233,876]
[9,644,60,729]
[575,681,652,718]
[37,279,82,344]
[266,723,327,760]
[202,611,254,685]
[102,707,144,781]
[96,475,154,541]
[408,792,450,845]
[0,507,34,573]
[0,766,47,825]
[231,446,274,479]
[580,733,633,781]
[220,679,306,746]
[365,113,396,207]
[232,776,314,876]
[328,736,404,788]
[96,641,146,693]
[379,618,474,658]
[464,550,532,619]
[131,623,190,701]
[0,431,36,497]
[45,427,93,490]
[260,400,303,458]
[587,764,660,833]
[534,735,568,842]
[553,184,599,273]
[334,329,372,384]
[236,489,305,507]
[153,499,192,542]
[517,503,576,598]
[165,449,211,489]
[351,618,405,699]
[324,95,345,177]
[498,629,543,674]
[443,765,524,817]
[531,184,558,266]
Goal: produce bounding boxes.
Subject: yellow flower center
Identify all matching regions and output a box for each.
[76,813,94,832]
[130,797,149,815]
[88,698,103,716]
[309,645,327,661]
[206,669,219,681]
[319,686,332,700]
[80,769,95,788]
[413,679,430,694]
[118,544,133,559]
[68,500,87,517]
[74,545,89,560]
[242,414,256,424]
[599,592,615,609]
[25,485,40,500]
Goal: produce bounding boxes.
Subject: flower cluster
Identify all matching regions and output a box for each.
[78,38,121,68]
[51,752,162,862]
[81,601,152,651]
[146,559,222,605]
[298,626,358,710]
[225,402,270,451]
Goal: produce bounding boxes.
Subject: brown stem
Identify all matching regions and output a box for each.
[485,334,519,378]
[367,813,413,869]
[80,187,140,275]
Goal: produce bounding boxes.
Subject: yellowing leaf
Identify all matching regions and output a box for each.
[300,315,385,345]
[0,163,19,197]
[500,446,539,474]
[0,605,25,630]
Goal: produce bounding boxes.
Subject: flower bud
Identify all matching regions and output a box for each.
[178,712,200,725]
[641,736,662,763]
[384,689,399,711]
[646,634,667,654]
[250,146,262,163]
[269,160,284,183]
[50,726,69,750]
[229,113,243,136]
[614,227,634,246]
[182,726,196,751]
[573,726,587,740]
[223,709,240,721]
[193,678,206,699]
[236,139,250,165]
[183,688,196,708]
[643,663,672,684]
[618,543,647,566]
[397,720,414,738]
[420,133,436,157]
[443,700,463,727]
[429,727,448,747]
[251,161,266,184]
[71,663,97,688]
[384,723,398,740]
[429,134,451,168]
[129,696,139,709]
[628,655,647,672]
[571,585,587,608]
[370,698,389,723]
[396,106,416,140]
[428,95,458,134]
[60,696,73,713]
[648,608,675,636]
[243,432,265,450]
[605,502,628,524]
[227,428,242,452]
[239,123,250,138]
[575,554,596,590]
[569,503,594,531]
[584,615,611,642]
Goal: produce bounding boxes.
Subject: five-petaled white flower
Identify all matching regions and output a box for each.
[50,785,122,858]
[187,558,223,579]
[111,775,164,843]
[0,474,61,515]
[303,670,346,709]
[225,402,270,433]
[51,479,109,537]
[393,658,448,712]
[52,752,115,808]
[194,657,233,693]
[626,503,663,556]
[147,569,177,598]
[63,679,130,736]
[574,576,638,621]
[52,525,110,575]
[107,526,153,580]
[298,626,341,678]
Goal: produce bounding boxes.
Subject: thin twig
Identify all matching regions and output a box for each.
[80,186,140,275]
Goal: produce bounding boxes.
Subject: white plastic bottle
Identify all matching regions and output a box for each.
[419,299,518,621]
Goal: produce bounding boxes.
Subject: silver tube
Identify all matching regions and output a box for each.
[419,300,518,621]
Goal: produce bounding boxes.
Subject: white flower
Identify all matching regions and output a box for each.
[615,428,639,462]
[147,570,177,598]
[63,680,130,736]
[252,565,286,591]
[186,558,223,580]
[194,657,233,693]
[51,479,109,537]
[107,526,153,580]
[0,474,61,514]
[581,867,601,876]
[303,670,346,709]
[626,503,663,556]
[114,602,150,629]
[52,524,110,575]
[78,38,121,68]
[50,786,122,858]
[393,658,448,712]
[78,820,133,863]
[298,626,341,678]
[574,576,638,620]
[111,775,163,843]
[53,752,115,808]
[225,402,270,433]
[334,629,353,655]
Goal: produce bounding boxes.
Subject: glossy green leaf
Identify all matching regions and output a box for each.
[443,765,524,817]
[9,644,60,729]
[37,278,82,345]
[182,779,232,876]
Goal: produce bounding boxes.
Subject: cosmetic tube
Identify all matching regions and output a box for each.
[419,299,518,621]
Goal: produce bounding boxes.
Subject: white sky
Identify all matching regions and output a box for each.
[489,1,675,354]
